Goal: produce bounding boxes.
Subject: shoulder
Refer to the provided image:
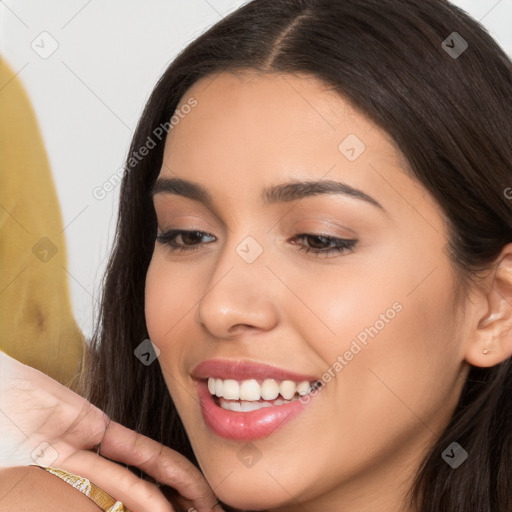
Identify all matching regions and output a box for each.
[0,465,101,512]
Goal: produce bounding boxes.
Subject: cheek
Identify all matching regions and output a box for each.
[144,256,198,410]
[287,248,411,357]
[300,243,460,421]
[144,255,190,350]
[144,257,166,344]
[329,260,461,433]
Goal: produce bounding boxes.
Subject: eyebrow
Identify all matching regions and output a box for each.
[151,177,385,211]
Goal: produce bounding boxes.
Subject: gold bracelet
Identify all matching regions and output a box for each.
[29,464,131,512]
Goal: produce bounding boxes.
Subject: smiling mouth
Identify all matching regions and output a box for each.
[193,366,323,439]
[191,359,322,439]
[207,377,320,411]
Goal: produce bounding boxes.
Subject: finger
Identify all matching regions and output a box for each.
[55,399,110,449]
[160,488,224,512]
[100,421,223,512]
[51,442,177,512]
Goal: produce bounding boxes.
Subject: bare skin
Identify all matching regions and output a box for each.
[145,71,512,512]
[0,466,103,512]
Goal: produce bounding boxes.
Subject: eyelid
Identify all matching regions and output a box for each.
[291,218,357,239]
[153,198,225,231]
[155,214,219,234]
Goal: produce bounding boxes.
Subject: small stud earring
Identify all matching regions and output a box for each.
[483,348,489,355]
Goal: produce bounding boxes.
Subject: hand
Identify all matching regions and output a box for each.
[0,350,225,512]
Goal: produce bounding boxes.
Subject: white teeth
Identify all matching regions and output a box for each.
[279,380,297,400]
[218,397,297,411]
[215,378,224,398]
[240,379,261,401]
[222,379,239,400]
[207,377,315,401]
[296,381,311,396]
[261,379,279,400]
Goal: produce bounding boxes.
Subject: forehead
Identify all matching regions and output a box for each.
[163,71,403,181]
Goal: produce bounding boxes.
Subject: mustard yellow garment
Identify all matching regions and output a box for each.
[0,57,85,388]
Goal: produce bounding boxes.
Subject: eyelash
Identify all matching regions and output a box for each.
[155,229,357,257]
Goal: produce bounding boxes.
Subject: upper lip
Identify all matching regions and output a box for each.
[191,359,318,382]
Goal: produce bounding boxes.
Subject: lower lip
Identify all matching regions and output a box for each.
[196,380,314,441]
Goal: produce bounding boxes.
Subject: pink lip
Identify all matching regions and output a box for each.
[195,379,316,440]
[191,359,320,440]
[191,358,319,382]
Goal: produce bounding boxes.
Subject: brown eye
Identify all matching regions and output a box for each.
[156,230,216,253]
[180,231,205,245]
[291,234,357,257]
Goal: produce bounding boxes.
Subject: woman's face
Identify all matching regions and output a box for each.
[145,71,471,511]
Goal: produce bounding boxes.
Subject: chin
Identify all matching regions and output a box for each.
[205,467,303,512]
[218,491,284,511]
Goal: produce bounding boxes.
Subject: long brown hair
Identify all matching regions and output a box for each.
[81,1,512,510]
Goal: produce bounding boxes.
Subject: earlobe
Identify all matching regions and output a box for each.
[464,244,512,368]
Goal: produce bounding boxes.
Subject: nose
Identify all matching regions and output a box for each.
[195,242,279,339]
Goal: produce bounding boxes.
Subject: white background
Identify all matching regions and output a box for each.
[1,0,511,340]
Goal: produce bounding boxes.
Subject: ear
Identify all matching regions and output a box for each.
[465,243,512,368]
